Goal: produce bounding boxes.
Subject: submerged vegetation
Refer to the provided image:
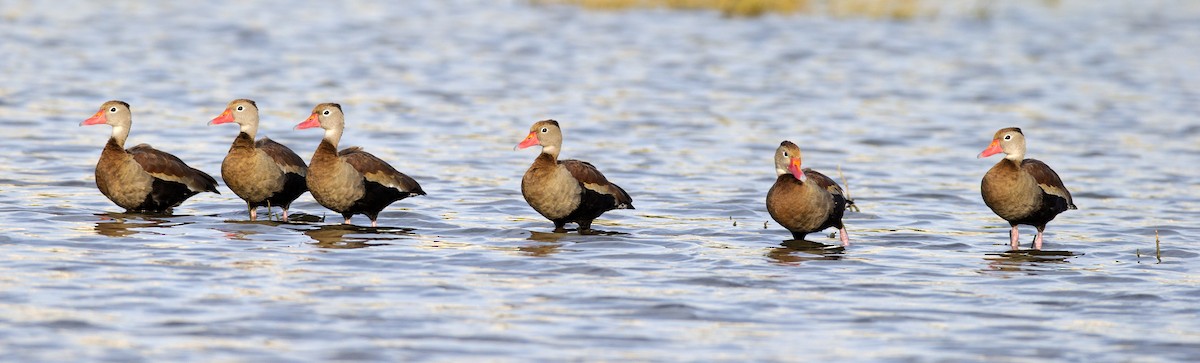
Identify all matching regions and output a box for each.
[531,0,1060,19]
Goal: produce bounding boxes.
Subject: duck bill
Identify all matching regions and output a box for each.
[80,110,106,126]
[515,132,539,150]
[977,139,1003,158]
[208,109,234,125]
[295,113,320,129]
[787,158,807,182]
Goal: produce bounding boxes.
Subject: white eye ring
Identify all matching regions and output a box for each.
[1004,135,1012,140]
[540,127,548,133]
[783,151,789,157]
[236,105,244,111]
[323,110,331,115]
[109,107,117,112]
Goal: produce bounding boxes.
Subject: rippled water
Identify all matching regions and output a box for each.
[2,0,1199,361]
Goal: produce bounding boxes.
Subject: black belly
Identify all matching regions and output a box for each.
[132,178,200,213]
[1008,192,1071,227]
[342,179,416,220]
[553,187,619,225]
[251,172,308,210]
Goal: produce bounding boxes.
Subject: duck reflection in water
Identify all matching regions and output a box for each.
[767,239,845,265]
[983,249,1077,273]
[302,224,412,249]
[92,212,178,238]
[520,231,566,256]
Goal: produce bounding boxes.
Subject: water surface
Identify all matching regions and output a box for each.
[1,1,1198,361]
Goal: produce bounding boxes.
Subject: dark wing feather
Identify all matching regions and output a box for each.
[256,137,308,176]
[1022,159,1076,209]
[803,168,846,198]
[339,147,424,194]
[561,159,633,206]
[128,144,219,193]
[804,168,852,220]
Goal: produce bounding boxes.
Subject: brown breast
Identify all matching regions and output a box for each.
[766,174,835,234]
[306,140,365,212]
[522,153,583,220]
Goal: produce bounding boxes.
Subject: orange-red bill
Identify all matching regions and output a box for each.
[209,108,234,125]
[787,157,807,182]
[977,139,1002,158]
[80,109,106,126]
[295,113,320,129]
[515,132,539,150]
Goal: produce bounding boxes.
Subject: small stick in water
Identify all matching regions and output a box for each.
[1156,230,1162,264]
[838,165,860,212]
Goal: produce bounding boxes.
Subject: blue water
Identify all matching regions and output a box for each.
[1,0,1198,361]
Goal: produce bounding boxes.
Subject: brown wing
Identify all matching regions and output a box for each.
[128,143,219,193]
[256,137,308,176]
[561,159,633,206]
[1022,159,1075,208]
[339,147,424,194]
[802,168,846,198]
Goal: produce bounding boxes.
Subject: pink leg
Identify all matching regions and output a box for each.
[370,219,378,228]
[1009,225,1020,250]
[1033,230,1044,250]
[344,217,352,225]
[249,207,257,221]
[281,208,290,222]
[838,227,850,246]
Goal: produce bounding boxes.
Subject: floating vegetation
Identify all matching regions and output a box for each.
[530,0,1059,19]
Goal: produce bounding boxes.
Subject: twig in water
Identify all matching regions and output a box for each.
[1156,230,1162,264]
[838,165,860,212]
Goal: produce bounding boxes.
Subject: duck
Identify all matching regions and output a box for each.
[295,103,424,227]
[979,127,1076,250]
[515,120,633,234]
[80,100,219,213]
[209,99,308,221]
[765,140,851,246]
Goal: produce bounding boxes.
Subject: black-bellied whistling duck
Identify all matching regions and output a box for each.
[209,99,308,222]
[765,141,851,246]
[979,127,1076,250]
[80,100,219,213]
[515,120,633,234]
[295,103,424,227]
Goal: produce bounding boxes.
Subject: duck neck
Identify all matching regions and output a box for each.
[233,132,256,149]
[316,138,339,158]
[541,144,560,161]
[322,127,343,149]
[110,124,130,148]
[240,121,259,140]
[996,158,1023,175]
[1004,143,1025,162]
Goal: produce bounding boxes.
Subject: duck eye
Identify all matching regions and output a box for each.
[1004,135,1012,140]
[782,151,789,157]
[540,127,548,133]
[109,107,117,112]
[323,110,331,116]
[236,106,244,111]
